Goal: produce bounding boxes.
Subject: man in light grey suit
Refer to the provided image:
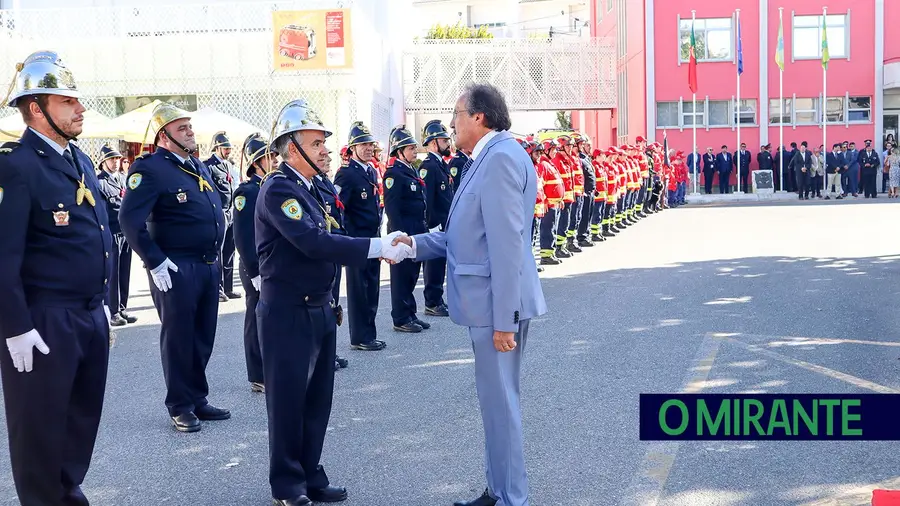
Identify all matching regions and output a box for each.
[392,83,547,506]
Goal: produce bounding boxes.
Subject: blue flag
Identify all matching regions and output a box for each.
[737,19,743,75]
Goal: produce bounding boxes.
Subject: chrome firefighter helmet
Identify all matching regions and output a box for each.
[7,50,80,107]
[271,99,332,142]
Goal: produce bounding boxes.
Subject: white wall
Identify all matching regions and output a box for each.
[410,0,584,38]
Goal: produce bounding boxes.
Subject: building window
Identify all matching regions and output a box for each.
[794,98,818,125]
[682,100,704,127]
[708,100,730,127]
[793,14,848,60]
[607,0,613,12]
[735,99,757,125]
[656,102,679,128]
[848,96,871,122]
[768,98,792,124]
[680,18,733,62]
[824,97,844,123]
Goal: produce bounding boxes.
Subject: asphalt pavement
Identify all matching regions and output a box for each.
[2,197,900,506]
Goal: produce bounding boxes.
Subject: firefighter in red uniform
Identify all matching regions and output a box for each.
[561,135,584,252]
[551,139,575,258]
[532,141,564,265]
[604,148,620,236]
[525,140,547,271]
[589,148,608,242]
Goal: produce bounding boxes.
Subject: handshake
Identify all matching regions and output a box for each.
[379,231,415,264]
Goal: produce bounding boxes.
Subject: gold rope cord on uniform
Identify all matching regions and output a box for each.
[176,165,214,192]
[75,173,96,206]
[0,63,25,139]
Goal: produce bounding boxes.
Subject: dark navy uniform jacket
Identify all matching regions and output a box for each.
[313,173,345,236]
[119,147,225,270]
[333,158,381,238]
[579,152,596,193]
[448,151,469,192]
[255,163,370,304]
[383,160,427,235]
[0,129,113,338]
[859,149,881,172]
[232,173,263,278]
[419,152,453,230]
[97,170,125,234]
[204,154,237,211]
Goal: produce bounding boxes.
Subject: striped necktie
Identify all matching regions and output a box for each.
[459,157,474,184]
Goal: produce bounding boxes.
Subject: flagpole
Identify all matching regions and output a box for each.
[692,10,698,195]
[778,7,785,193]
[736,8,742,194]
[822,6,828,196]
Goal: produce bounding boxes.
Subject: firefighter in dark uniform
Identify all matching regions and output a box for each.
[256,99,402,506]
[232,133,276,393]
[574,134,596,247]
[384,125,431,333]
[419,119,453,317]
[313,150,351,369]
[119,103,229,433]
[97,144,138,327]
[204,131,242,301]
[0,50,113,506]
[333,121,387,351]
[448,147,470,192]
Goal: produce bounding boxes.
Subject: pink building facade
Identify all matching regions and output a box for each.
[575,0,899,179]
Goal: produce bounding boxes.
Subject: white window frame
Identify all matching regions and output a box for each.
[656,101,679,128]
[681,99,705,128]
[607,0,613,13]
[734,98,758,126]
[823,96,844,124]
[707,100,731,127]
[768,98,793,125]
[791,13,849,62]
[679,17,734,63]
[793,97,819,125]
[847,95,871,124]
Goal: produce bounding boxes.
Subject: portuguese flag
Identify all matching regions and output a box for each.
[688,20,698,93]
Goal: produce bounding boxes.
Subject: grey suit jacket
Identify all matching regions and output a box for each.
[413,130,547,332]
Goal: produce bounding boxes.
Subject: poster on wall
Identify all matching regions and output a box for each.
[272,9,353,72]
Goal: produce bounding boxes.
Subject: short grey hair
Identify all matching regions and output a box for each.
[461,83,512,132]
[273,134,293,159]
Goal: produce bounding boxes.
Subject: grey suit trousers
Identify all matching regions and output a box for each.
[469,319,530,506]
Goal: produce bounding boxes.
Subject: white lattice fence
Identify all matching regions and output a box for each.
[402,37,618,113]
[0,0,384,167]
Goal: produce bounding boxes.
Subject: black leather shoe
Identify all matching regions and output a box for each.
[109,313,127,327]
[171,412,201,433]
[567,241,583,253]
[225,291,242,299]
[555,248,572,258]
[218,290,229,302]
[591,234,605,242]
[335,355,349,368]
[195,404,231,421]
[413,318,431,329]
[250,382,265,393]
[577,239,594,247]
[119,310,138,324]
[273,496,311,506]
[307,485,348,502]
[454,488,497,506]
[393,322,423,333]
[424,305,450,317]
[351,340,387,351]
[540,256,561,266]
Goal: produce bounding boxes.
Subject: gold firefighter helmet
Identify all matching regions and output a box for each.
[147,102,192,145]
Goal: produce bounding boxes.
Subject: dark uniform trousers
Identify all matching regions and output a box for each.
[423,256,447,309]
[0,299,109,506]
[555,203,571,246]
[539,207,558,251]
[390,259,422,326]
[568,195,583,236]
[238,262,264,383]
[221,223,236,293]
[147,261,220,416]
[576,195,593,240]
[346,259,381,345]
[109,233,132,312]
[259,298,336,500]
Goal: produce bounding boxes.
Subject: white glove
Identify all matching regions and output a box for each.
[151,258,179,292]
[380,232,413,263]
[6,329,50,373]
[104,305,112,324]
[251,276,261,291]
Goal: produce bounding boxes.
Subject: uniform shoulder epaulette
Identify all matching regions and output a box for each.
[136,153,152,161]
[262,170,286,183]
[0,141,20,154]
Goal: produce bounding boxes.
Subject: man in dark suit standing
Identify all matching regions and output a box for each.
[733,142,752,192]
[789,141,813,199]
[859,139,881,198]
[715,145,732,194]
[702,147,716,194]
[756,144,774,189]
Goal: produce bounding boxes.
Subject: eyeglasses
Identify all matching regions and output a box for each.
[451,108,469,119]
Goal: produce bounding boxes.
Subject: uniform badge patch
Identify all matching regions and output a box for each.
[234,195,246,211]
[385,177,394,189]
[176,192,187,203]
[361,190,368,199]
[281,199,303,220]
[419,168,428,179]
[52,210,70,227]
[450,167,458,177]
[128,173,142,190]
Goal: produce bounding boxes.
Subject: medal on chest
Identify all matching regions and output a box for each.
[441,183,446,191]
[176,192,188,203]
[361,190,368,199]
[52,207,70,227]
[410,182,416,191]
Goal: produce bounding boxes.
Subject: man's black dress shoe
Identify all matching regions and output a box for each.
[250,382,265,393]
[308,485,348,502]
[273,496,311,506]
[393,322,423,333]
[171,412,201,433]
[195,404,231,420]
[109,313,127,327]
[225,291,242,299]
[414,318,431,329]
[453,488,497,506]
[119,310,138,324]
[350,340,386,351]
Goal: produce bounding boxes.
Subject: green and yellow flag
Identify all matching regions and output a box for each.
[774,12,784,71]
[821,15,830,70]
